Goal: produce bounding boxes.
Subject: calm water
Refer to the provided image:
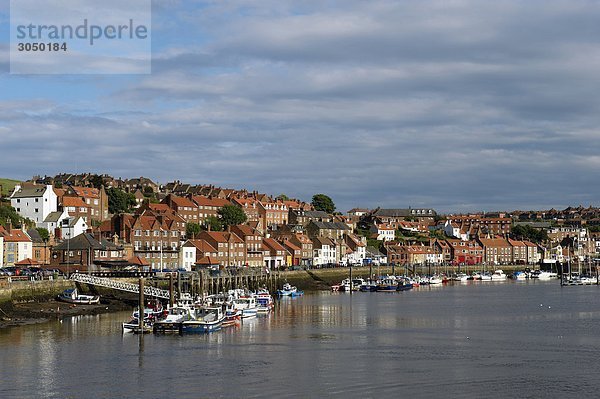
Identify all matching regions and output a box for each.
[2,280,600,398]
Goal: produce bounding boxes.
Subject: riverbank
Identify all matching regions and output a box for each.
[0,279,133,329]
[0,298,132,329]
[278,264,534,290]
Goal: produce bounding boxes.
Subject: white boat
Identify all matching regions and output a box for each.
[480,272,492,281]
[513,271,528,280]
[255,292,274,313]
[153,306,190,333]
[429,275,443,285]
[232,296,258,319]
[491,270,507,280]
[57,288,100,305]
[537,271,558,280]
[453,273,471,282]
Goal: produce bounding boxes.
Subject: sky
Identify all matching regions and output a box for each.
[1,0,600,213]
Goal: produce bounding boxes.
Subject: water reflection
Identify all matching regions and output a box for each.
[2,282,600,398]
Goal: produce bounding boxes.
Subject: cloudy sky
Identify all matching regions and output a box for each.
[1,0,599,213]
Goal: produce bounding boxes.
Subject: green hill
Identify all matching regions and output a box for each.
[0,178,20,197]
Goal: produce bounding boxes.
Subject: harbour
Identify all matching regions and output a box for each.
[2,280,600,398]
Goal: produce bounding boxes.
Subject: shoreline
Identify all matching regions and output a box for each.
[0,298,132,329]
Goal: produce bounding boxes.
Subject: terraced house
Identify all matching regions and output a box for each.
[65,185,109,222]
[0,226,32,267]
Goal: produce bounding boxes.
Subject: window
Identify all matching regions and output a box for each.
[35,198,39,203]
[135,230,141,236]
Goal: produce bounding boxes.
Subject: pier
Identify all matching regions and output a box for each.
[70,269,281,300]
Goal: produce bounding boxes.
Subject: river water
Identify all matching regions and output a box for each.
[1,280,600,398]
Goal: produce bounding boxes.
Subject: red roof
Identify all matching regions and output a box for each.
[15,258,41,266]
[196,256,220,266]
[128,256,150,266]
[62,196,88,207]
[192,196,231,208]
[71,186,100,199]
[1,229,32,242]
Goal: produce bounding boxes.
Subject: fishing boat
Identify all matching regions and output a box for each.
[277,282,303,297]
[57,288,100,305]
[153,306,190,334]
[223,304,242,328]
[376,277,398,292]
[255,292,274,313]
[429,275,443,285]
[396,278,414,291]
[359,280,378,292]
[181,306,225,334]
[232,296,258,319]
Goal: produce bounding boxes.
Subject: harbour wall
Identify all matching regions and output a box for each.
[0,279,75,311]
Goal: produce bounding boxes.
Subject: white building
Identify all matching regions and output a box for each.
[444,221,468,241]
[10,184,58,227]
[42,210,70,236]
[342,234,366,265]
[180,242,197,271]
[313,237,337,266]
[371,224,395,241]
[61,217,89,241]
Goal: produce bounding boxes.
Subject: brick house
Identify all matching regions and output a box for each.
[50,232,125,273]
[192,196,231,224]
[198,230,246,267]
[289,233,313,267]
[263,238,287,269]
[162,194,200,224]
[231,225,264,267]
[477,236,512,265]
[65,185,109,222]
[231,197,263,232]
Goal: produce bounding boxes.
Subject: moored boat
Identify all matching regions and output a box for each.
[57,288,100,305]
[491,270,507,281]
[277,282,303,297]
[181,306,225,334]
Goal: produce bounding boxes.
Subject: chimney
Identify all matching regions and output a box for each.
[7,219,12,233]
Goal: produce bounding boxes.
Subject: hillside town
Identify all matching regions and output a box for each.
[0,173,599,274]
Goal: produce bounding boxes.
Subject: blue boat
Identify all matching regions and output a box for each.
[376,277,398,292]
[277,282,304,297]
[180,306,225,334]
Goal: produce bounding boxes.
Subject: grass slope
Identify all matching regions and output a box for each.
[0,178,20,197]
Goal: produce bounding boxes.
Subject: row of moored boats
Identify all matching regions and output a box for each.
[122,289,276,334]
[331,269,562,292]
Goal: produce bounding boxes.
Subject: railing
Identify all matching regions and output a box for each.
[70,273,170,299]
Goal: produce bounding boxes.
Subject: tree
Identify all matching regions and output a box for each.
[510,224,548,244]
[107,187,137,214]
[218,205,247,228]
[89,174,104,189]
[311,194,335,214]
[276,194,289,201]
[0,204,24,228]
[205,216,223,232]
[186,222,202,239]
[36,227,50,242]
